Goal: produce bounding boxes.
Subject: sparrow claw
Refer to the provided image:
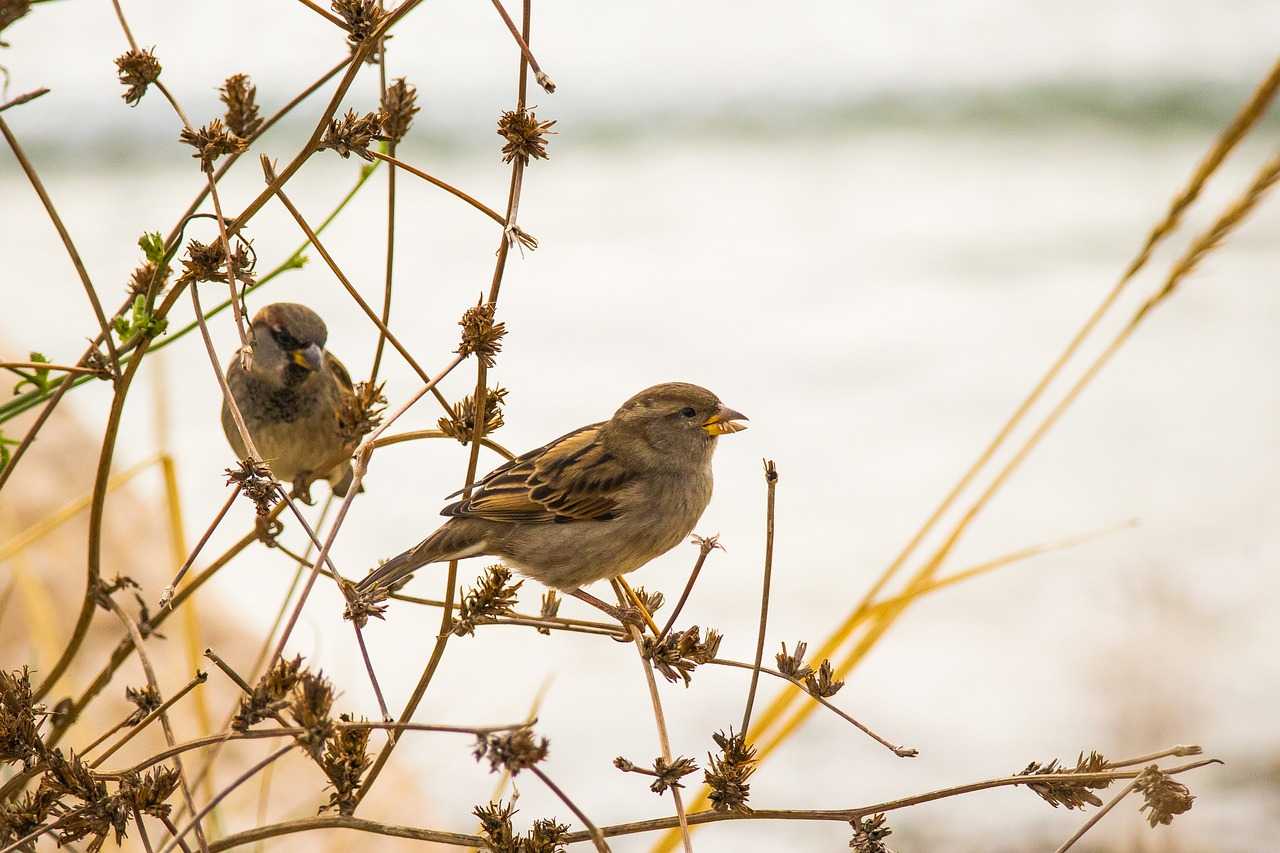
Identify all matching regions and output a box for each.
[255,516,283,545]
[290,475,315,505]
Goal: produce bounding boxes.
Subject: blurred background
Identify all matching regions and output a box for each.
[2,1,1279,850]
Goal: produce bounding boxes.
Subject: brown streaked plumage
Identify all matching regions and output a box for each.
[222,302,359,501]
[357,382,746,617]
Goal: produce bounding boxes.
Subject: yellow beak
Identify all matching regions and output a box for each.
[290,344,323,371]
[702,405,748,436]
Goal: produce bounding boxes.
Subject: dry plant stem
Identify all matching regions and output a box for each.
[134,805,157,853]
[263,158,439,385]
[89,672,208,768]
[102,596,210,853]
[0,116,120,378]
[350,609,392,721]
[487,0,554,91]
[156,744,294,853]
[78,717,130,758]
[528,766,610,852]
[369,142,398,383]
[295,0,346,27]
[162,485,241,607]
[202,167,251,354]
[33,350,146,701]
[189,284,264,464]
[365,150,508,225]
[208,817,485,851]
[615,581,693,852]
[43,505,285,750]
[0,805,91,853]
[160,816,195,853]
[0,87,50,113]
[0,361,105,375]
[1053,778,1141,853]
[265,354,465,670]
[367,428,514,460]
[710,659,914,758]
[740,461,776,735]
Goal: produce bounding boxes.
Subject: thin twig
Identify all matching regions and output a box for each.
[740,460,776,735]
[528,766,610,852]
[89,671,209,768]
[657,536,722,642]
[1053,777,1141,853]
[0,88,50,113]
[161,486,241,608]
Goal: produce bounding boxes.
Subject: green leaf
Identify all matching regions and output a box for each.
[12,352,52,395]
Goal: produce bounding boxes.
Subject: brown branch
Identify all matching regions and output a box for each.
[0,88,50,114]
[528,766,609,852]
[88,671,209,768]
[740,460,777,735]
[657,536,722,642]
[156,744,294,853]
[365,149,508,225]
[486,0,554,92]
[160,485,241,608]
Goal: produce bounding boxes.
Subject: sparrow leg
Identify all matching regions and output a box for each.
[290,473,315,505]
[568,587,646,629]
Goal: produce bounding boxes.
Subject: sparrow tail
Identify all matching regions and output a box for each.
[356,522,483,593]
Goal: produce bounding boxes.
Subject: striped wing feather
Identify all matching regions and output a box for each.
[441,422,631,523]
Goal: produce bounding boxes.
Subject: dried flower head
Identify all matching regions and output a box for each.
[474,728,548,776]
[614,755,699,795]
[506,224,539,253]
[453,565,522,637]
[38,748,130,850]
[775,641,812,680]
[320,714,371,815]
[0,789,57,848]
[289,669,337,758]
[526,817,570,853]
[381,77,420,143]
[124,684,161,726]
[128,261,169,297]
[115,47,161,106]
[233,655,303,731]
[179,118,247,171]
[0,667,44,769]
[804,658,845,698]
[537,590,560,635]
[1018,751,1112,810]
[642,626,722,686]
[340,380,386,445]
[456,298,507,368]
[220,73,263,139]
[438,386,508,445]
[320,108,384,161]
[497,107,556,166]
[1135,765,1195,827]
[630,586,665,617]
[175,237,255,288]
[705,728,756,814]
[225,458,279,516]
[474,799,519,851]
[341,581,389,629]
[332,0,387,57]
[119,766,180,820]
[849,813,892,852]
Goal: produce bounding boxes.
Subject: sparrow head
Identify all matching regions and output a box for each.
[248,302,328,386]
[608,382,747,467]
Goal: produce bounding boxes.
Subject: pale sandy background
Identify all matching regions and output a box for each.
[2,1,1279,850]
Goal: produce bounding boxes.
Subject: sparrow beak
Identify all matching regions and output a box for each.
[702,405,748,436]
[291,343,323,372]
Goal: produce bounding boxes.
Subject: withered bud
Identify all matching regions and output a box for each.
[473,799,519,850]
[320,714,371,815]
[289,670,336,758]
[453,565,522,637]
[124,685,162,725]
[649,756,699,794]
[220,73,263,139]
[115,48,161,106]
[233,655,303,731]
[1018,751,1112,810]
[804,658,845,698]
[705,728,756,814]
[120,766,180,819]
[225,458,279,516]
[456,298,506,368]
[849,813,892,852]
[331,0,387,58]
[1135,765,1195,828]
[497,107,556,166]
[438,386,507,445]
[474,728,548,776]
[630,586,665,617]
[526,817,570,853]
[0,666,44,769]
[128,261,169,298]
[380,77,419,144]
[340,380,386,445]
[612,756,636,772]
[179,118,247,171]
[775,641,812,680]
[320,108,384,161]
[642,626,722,687]
[341,581,389,629]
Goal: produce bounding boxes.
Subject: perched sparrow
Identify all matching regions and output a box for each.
[222,302,359,501]
[357,382,746,619]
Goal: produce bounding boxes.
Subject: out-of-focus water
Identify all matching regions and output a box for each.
[3,1,1280,850]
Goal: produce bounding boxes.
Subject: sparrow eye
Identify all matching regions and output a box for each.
[270,327,302,350]
[680,407,697,418]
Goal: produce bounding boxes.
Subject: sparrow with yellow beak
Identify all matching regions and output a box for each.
[222,302,360,501]
[357,382,746,620]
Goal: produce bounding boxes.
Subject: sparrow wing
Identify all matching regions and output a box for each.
[441,422,632,522]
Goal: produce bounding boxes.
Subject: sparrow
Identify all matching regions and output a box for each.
[356,382,746,620]
[222,302,360,501]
